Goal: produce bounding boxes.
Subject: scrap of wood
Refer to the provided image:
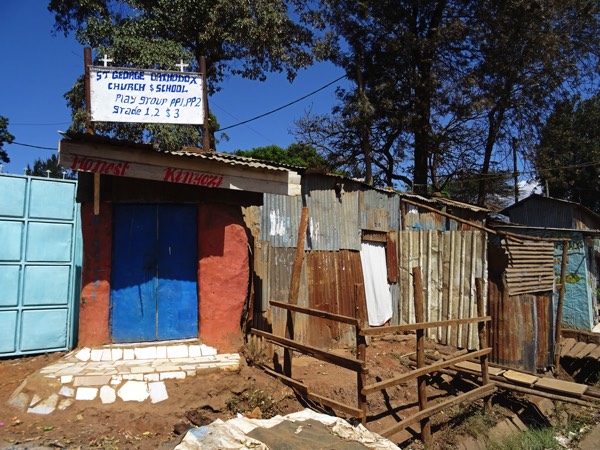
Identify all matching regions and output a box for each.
[251,329,365,373]
[378,384,496,438]
[565,341,589,358]
[559,338,577,356]
[503,370,538,386]
[574,343,598,359]
[362,348,491,396]
[586,345,600,360]
[258,364,364,418]
[454,361,505,376]
[534,378,588,397]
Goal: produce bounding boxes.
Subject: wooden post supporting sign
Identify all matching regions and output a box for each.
[83,47,100,216]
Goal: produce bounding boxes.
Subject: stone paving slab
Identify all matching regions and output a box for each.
[6,341,240,415]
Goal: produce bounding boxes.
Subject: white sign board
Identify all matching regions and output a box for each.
[89,66,204,124]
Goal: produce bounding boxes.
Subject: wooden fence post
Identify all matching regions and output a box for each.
[284,207,309,377]
[476,278,491,411]
[413,267,431,445]
[355,283,368,425]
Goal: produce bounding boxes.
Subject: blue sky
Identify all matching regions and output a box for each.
[0,1,346,175]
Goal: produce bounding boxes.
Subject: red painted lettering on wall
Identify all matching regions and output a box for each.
[163,167,223,188]
[70,155,130,176]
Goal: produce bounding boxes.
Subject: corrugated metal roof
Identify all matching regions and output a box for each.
[60,132,297,173]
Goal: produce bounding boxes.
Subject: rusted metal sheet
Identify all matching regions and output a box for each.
[488,277,554,373]
[502,239,555,296]
[255,247,361,348]
[397,230,487,350]
[305,250,363,347]
[303,175,361,251]
[359,190,400,232]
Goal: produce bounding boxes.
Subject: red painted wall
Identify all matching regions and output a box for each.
[78,202,112,347]
[198,204,249,352]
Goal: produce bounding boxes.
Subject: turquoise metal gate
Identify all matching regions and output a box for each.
[0,174,81,356]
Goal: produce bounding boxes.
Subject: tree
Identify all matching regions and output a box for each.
[234,143,332,170]
[533,93,600,212]
[49,0,312,149]
[294,1,598,202]
[26,154,77,179]
[0,115,15,163]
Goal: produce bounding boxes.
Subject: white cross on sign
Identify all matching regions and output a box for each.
[101,54,113,67]
[176,59,189,72]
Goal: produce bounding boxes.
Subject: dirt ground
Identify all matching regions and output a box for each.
[1,336,595,449]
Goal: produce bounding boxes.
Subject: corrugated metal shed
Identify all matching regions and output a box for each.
[501,194,600,231]
[397,230,487,350]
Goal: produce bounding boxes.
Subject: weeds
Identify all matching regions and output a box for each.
[226,387,279,419]
[487,427,560,450]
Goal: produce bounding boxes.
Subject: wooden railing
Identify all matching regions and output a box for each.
[250,267,495,445]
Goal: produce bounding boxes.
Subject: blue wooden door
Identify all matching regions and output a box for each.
[111,204,198,342]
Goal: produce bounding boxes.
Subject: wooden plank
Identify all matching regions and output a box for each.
[503,369,538,386]
[534,378,588,397]
[251,329,365,372]
[270,301,358,326]
[284,206,308,378]
[575,343,598,359]
[454,361,505,376]
[378,384,496,438]
[565,341,589,358]
[586,345,600,360]
[495,381,597,408]
[259,364,363,418]
[386,232,399,283]
[554,242,569,372]
[360,316,491,336]
[558,338,577,356]
[362,348,491,396]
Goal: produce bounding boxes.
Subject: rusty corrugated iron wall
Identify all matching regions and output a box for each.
[487,236,556,372]
[488,279,554,373]
[397,230,487,350]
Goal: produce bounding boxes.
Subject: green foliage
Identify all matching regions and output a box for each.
[533,93,600,213]
[294,1,598,199]
[0,115,15,163]
[486,428,560,450]
[233,143,331,170]
[26,154,77,179]
[48,0,312,149]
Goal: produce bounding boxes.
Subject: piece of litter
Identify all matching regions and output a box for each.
[295,425,303,434]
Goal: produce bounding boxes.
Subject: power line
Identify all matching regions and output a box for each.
[11,141,58,151]
[218,74,347,132]
[10,122,70,126]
